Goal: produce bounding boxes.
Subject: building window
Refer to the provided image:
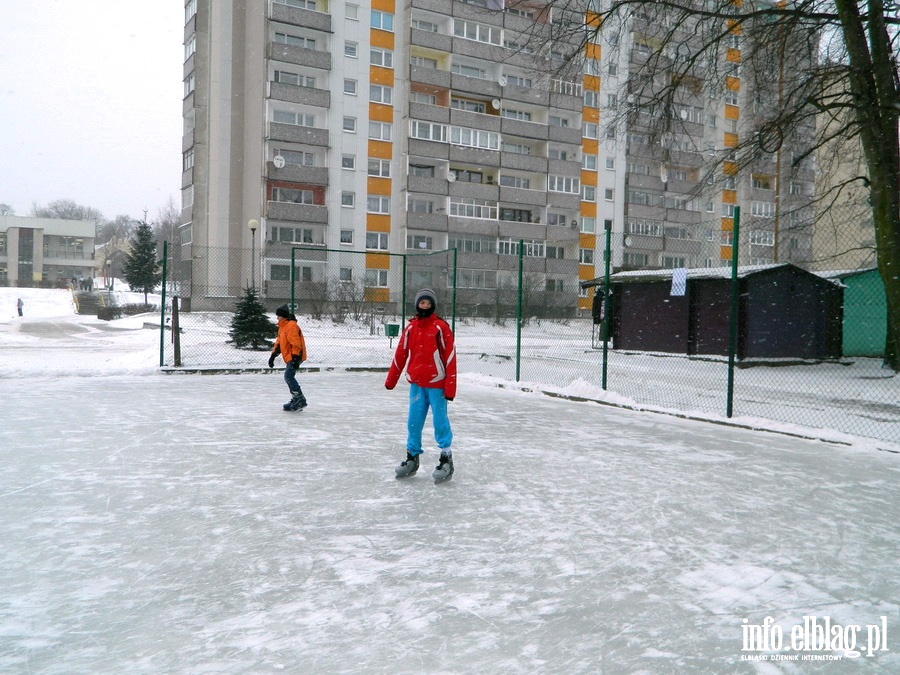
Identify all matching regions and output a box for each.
[182,147,194,171]
[185,0,197,22]
[412,92,436,105]
[183,72,195,96]
[499,175,530,189]
[583,122,599,139]
[340,229,354,244]
[410,121,447,142]
[365,269,389,287]
[507,75,533,87]
[342,116,357,132]
[346,3,359,19]
[274,149,315,166]
[276,0,318,8]
[368,159,391,178]
[339,267,353,282]
[407,234,434,250]
[409,164,435,178]
[546,246,565,259]
[369,121,392,141]
[407,198,434,213]
[582,218,597,234]
[582,185,597,202]
[371,10,394,31]
[584,90,599,108]
[580,248,595,264]
[412,19,438,32]
[184,34,196,60]
[344,79,358,95]
[548,175,580,194]
[453,19,501,45]
[549,115,570,128]
[449,127,499,150]
[275,33,316,49]
[341,155,355,169]
[366,232,389,250]
[274,71,316,87]
[341,192,355,207]
[452,63,487,79]
[370,48,394,68]
[274,110,315,127]
[546,278,565,292]
[367,195,391,214]
[272,188,314,204]
[448,235,496,254]
[605,188,614,201]
[583,154,598,170]
[370,84,393,104]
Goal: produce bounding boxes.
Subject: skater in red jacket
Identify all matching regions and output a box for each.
[385,289,457,482]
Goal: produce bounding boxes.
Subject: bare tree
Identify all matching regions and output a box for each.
[30,199,104,222]
[525,0,898,368]
[0,203,14,216]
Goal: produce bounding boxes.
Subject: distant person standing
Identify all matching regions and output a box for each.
[16,297,23,317]
[268,304,309,411]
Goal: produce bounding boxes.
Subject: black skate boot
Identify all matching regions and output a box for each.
[432,451,454,483]
[284,392,307,411]
[395,452,420,478]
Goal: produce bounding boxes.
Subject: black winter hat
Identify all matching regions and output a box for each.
[275,304,291,318]
[414,288,436,309]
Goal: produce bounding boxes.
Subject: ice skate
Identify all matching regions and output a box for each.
[284,392,307,411]
[395,451,420,478]
[432,452,454,483]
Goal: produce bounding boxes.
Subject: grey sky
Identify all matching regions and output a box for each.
[0,1,184,221]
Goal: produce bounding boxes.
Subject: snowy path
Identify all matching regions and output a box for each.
[1,371,897,673]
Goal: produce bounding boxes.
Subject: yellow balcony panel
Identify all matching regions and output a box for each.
[724,161,738,175]
[582,138,599,154]
[578,266,596,281]
[580,232,597,246]
[586,11,602,28]
[372,0,394,13]
[721,219,734,232]
[720,245,733,259]
[724,132,738,148]
[581,169,598,186]
[726,76,740,91]
[722,189,736,203]
[369,105,393,123]
[367,176,391,193]
[725,104,740,120]
[585,43,601,61]
[726,47,741,62]
[583,107,600,124]
[580,202,597,218]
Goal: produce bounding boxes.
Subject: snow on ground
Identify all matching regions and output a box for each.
[1,288,899,672]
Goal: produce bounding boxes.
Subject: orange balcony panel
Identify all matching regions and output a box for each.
[583,75,600,92]
[369,105,393,123]
[364,287,391,303]
[724,132,738,148]
[724,161,738,176]
[578,266,596,281]
[582,138,599,154]
[586,11,602,28]
[365,253,391,270]
[581,169,598,186]
[368,140,393,159]
[370,29,395,50]
[581,202,597,218]
[583,107,600,124]
[725,104,740,120]
[721,218,734,232]
[585,43,601,61]
[372,0,394,13]
[720,245,733,259]
[366,214,391,232]
[370,66,394,87]
[722,189,736,203]
[367,176,391,194]
[726,47,741,62]
[579,232,597,247]
[726,76,740,91]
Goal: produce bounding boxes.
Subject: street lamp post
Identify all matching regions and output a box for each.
[248,219,259,291]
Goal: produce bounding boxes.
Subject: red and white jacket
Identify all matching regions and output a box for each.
[385,314,457,399]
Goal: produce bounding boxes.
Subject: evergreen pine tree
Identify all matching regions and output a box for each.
[122,222,162,304]
[229,287,277,350]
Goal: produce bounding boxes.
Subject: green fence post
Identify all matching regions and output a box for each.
[726,206,741,417]
[516,239,524,381]
[159,240,168,367]
[602,222,612,390]
[290,247,296,314]
[451,247,457,333]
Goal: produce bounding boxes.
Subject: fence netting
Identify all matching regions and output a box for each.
[160,205,897,446]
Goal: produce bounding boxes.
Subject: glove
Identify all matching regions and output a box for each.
[291,356,301,370]
[385,382,394,390]
[268,353,276,368]
[446,397,454,402]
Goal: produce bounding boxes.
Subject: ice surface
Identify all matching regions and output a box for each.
[0,289,898,672]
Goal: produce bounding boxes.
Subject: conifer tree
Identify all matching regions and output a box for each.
[229,287,276,350]
[122,222,162,304]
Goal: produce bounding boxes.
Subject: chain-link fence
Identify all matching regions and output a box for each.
[159,205,897,445]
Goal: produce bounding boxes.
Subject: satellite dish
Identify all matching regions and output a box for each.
[624,235,634,247]
[498,75,508,87]
[273,155,285,169]
[447,171,457,182]
[491,98,501,110]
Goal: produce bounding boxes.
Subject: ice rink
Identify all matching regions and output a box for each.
[1,366,898,673]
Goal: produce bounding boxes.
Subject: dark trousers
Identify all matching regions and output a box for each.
[283,362,307,405]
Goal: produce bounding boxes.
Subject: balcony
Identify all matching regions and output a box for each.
[500,152,547,173]
[548,125,583,145]
[452,73,501,98]
[270,3,331,32]
[268,122,329,147]
[499,117,549,141]
[268,42,332,71]
[449,108,501,133]
[410,64,452,89]
[266,201,328,223]
[409,101,450,124]
[499,185,546,207]
[268,82,331,108]
[407,212,449,231]
[450,181,499,201]
[266,162,329,185]
[411,28,452,52]
[407,175,450,195]
[449,145,501,167]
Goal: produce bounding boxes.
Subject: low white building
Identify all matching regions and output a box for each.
[0,215,96,286]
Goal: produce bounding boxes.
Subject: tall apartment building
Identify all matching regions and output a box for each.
[179,0,814,312]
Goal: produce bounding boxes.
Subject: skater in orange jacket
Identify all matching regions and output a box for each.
[268,304,308,411]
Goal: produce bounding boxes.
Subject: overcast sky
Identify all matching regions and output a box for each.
[0,1,184,221]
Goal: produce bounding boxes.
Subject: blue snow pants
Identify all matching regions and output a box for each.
[407,383,452,455]
[283,362,307,406]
